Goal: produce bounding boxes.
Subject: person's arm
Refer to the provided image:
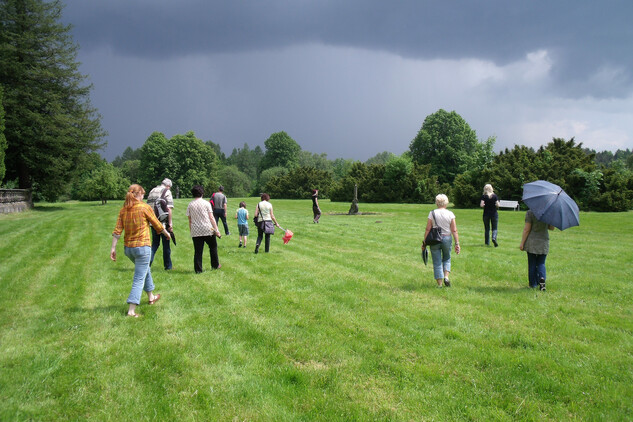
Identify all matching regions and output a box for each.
[519,222,532,251]
[480,200,485,208]
[422,218,433,250]
[223,200,227,216]
[188,215,192,232]
[167,207,173,231]
[495,200,500,209]
[450,219,460,254]
[111,211,124,261]
[209,211,221,237]
[548,225,555,231]
[110,235,119,261]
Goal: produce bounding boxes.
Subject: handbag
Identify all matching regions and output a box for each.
[424,210,443,245]
[263,220,275,235]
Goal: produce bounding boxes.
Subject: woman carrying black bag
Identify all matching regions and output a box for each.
[253,193,281,254]
[422,194,460,288]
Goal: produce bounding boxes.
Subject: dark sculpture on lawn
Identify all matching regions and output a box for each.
[348,184,359,215]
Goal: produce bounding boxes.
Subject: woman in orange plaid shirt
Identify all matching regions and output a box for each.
[111,184,171,317]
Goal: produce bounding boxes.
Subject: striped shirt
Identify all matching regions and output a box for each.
[113,201,165,248]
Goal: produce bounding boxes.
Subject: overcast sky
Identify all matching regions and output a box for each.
[62,0,633,161]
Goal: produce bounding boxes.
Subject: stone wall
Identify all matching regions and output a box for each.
[0,189,33,214]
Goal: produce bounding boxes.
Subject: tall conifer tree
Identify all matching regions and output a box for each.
[0,0,105,200]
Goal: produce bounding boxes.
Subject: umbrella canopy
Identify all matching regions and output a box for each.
[421,248,428,265]
[522,180,580,230]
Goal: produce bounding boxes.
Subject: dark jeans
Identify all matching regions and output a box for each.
[483,213,498,245]
[255,226,271,252]
[213,209,230,235]
[313,205,321,222]
[527,252,547,287]
[150,227,172,270]
[192,235,219,273]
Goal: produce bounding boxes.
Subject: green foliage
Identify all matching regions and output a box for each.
[0,0,106,200]
[331,157,355,181]
[205,140,226,162]
[257,166,288,194]
[73,161,129,204]
[365,151,395,165]
[298,150,332,172]
[265,166,333,199]
[409,109,488,184]
[260,131,301,172]
[218,165,252,197]
[139,131,219,196]
[226,143,264,180]
[0,83,5,183]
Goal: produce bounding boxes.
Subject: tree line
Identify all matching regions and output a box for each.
[1,0,632,211]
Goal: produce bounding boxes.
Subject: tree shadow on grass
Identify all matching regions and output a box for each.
[33,205,65,212]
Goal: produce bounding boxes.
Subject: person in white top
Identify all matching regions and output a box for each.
[186,185,222,273]
[253,193,281,254]
[422,194,460,287]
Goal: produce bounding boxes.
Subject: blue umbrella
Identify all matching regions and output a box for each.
[522,180,580,230]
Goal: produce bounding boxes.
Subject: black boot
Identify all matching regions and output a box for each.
[254,245,259,254]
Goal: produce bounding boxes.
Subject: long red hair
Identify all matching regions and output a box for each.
[124,184,145,209]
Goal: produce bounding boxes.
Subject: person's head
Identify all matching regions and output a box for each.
[162,178,172,189]
[125,184,145,208]
[239,201,246,208]
[312,189,318,195]
[218,185,224,192]
[260,193,270,201]
[435,194,449,208]
[191,185,204,198]
[483,183,494,197]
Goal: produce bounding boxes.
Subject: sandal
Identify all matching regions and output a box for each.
[149,294,161,305]
[127,312,140,318]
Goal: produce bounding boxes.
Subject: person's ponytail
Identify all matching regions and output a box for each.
[124,184,145,208]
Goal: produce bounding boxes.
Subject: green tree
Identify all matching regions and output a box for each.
[74,161,129,204]
[0,0,105,200]
[139,132,170,189]
[257,166,288,194]
[409,109,485,184]
[226,143,263,180]
[365,151,395,166]
[265,166,333,199]
[169,131,218,196]
[298,150,332,172]
[331,158,355,181]
[112,146,141,168]
[260,131,301,172]
[0,84,6,183]
[218,165,251,197]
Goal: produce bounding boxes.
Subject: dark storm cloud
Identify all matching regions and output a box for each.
[64,0,633,99]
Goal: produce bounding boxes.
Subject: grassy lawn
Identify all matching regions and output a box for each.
[1,198,632,421]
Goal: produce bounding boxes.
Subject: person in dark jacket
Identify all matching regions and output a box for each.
[480,183,500,246]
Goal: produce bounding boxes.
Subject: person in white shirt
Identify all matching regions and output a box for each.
[422,194,460,287]
[186,185,222,273]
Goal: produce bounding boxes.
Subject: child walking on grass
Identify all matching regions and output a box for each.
[235,201,249,248]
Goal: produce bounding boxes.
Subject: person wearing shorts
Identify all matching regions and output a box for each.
[235,201,249,248]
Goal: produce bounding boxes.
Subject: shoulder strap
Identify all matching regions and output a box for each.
[160,187,167,199]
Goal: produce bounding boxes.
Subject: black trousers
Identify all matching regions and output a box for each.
[213,209,230,235]
[255,226,271,252]
[192,235,219,273]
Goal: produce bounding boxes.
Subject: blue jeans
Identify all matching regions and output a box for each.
[430,235,452,280]
[527,252,547,288]
[483,213,498,245]
[124,246,155,305]
[150,227,172,270]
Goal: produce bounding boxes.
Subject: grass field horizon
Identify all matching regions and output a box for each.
[1,198,632,420]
